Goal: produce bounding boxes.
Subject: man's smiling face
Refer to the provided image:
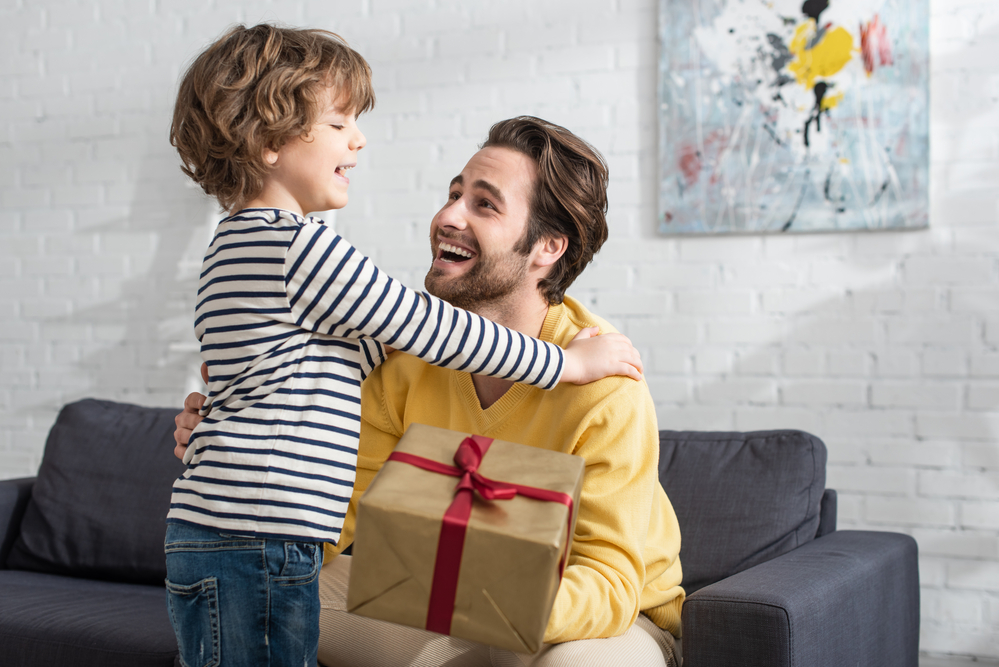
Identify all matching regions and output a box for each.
[425,146,538,311]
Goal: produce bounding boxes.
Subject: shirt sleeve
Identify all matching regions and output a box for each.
[543,379,681,642]
[357,338,387,381]
[286,221,564,390]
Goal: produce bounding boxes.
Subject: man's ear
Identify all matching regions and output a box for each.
[532,235,568,269]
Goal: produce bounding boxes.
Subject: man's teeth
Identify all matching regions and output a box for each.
[438,241,472,259]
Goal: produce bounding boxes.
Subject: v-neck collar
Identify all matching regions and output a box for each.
[453,302,566,431]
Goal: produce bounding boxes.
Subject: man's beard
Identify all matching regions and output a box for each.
[425,240,530,312]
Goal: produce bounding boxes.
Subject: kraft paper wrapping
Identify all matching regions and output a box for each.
[347,423,584,653]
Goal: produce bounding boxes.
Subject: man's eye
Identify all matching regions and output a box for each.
[479,199,494,210]
[448,191,461,201]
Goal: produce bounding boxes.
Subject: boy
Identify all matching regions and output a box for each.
[166,24,642,667]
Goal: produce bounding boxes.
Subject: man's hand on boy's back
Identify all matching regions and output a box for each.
[173,362,209,459]
[174,392,205,459]
[560,327,644,384]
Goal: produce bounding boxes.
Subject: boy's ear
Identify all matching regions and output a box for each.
[263,147,279,165]
[532,235,568,269]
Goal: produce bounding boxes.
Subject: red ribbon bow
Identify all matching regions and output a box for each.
[387,435,574,636]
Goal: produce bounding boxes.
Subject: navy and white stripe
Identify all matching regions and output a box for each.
[168,208,565,543]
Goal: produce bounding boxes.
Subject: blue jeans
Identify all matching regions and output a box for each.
[164,522,322,667]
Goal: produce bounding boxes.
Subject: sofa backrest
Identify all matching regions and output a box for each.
[6,398,185,584]
[658,429,827,594]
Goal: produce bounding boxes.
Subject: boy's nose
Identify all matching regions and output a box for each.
[351,127,366,151]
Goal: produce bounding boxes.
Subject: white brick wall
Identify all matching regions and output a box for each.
[1,0,997,662]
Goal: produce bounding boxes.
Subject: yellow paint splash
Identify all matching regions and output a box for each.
[788,21,854,90]
[821,90,845,110]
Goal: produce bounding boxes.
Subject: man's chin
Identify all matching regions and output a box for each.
[424,270,464,307]
[425,252,528,313]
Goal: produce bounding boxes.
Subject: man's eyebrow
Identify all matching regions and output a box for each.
[471,179,505,205]
[448,176,505,206]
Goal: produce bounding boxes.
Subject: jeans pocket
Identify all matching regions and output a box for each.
[166,577,221,667]
[274,541,321,586]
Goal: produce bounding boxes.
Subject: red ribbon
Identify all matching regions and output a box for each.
[386,435,574,636]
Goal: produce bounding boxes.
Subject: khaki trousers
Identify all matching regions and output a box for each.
[317,556,680,667]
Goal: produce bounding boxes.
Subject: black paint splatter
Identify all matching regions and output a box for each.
[771,74,794,89]
[870,180,890,206]
[802,0,828,22]
[767,33,793,71]
[801,0,829,47]
[763,123,784,147]
[803,81,829,148]
[781,177,810,232]
[823,165,847,213]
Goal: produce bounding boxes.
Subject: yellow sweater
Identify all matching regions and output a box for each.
[329,296,685,641]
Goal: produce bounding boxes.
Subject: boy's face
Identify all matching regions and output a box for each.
[424,146,539,311]
[257,87,366,216]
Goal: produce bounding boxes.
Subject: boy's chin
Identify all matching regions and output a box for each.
[306,201,348,216]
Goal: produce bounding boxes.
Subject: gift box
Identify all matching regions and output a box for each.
[347,423,584,653]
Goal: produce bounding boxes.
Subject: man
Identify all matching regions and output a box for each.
[174,116,684,667]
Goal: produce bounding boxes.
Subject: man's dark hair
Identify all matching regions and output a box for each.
[482,116,609,305]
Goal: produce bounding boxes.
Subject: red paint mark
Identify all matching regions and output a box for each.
[860,14,893,75]
[895,129,908,156]
[707,129,729,186]
[678,130,730,188]
[679,144,701,186]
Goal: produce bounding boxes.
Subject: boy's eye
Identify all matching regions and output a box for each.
[330,125,344,130]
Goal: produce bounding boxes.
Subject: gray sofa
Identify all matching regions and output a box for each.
[0,398,919,666]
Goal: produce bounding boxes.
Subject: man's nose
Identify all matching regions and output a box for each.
[435,198,468,230]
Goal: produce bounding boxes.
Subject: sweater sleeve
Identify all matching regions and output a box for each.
[543,378,678,642]
[286,222,563,389]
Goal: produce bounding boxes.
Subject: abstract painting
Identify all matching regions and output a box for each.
[658,0,929,234]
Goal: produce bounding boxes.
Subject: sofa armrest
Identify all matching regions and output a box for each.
[0,477,35,568]
[816,488,837,538]
[681,530,919,667]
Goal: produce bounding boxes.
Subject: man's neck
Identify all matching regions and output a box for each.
[469,294,550,410]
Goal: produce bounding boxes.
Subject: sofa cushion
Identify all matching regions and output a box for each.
[0,569,177,667]
[658,429,827,594]
[6,399,186,584]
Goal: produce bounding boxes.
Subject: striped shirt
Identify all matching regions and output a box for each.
[167,208,565,543]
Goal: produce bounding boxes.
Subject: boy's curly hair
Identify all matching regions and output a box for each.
[171,24,375,212]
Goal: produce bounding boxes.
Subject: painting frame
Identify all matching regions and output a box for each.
[657,0,930,235]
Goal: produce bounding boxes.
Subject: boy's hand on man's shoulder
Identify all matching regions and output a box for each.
[561,327,643,385]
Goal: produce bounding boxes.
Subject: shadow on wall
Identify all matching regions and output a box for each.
[637,241,998,657]
[21,150,214,470]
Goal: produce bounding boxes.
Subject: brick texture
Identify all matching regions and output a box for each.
[1,0,997,662]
